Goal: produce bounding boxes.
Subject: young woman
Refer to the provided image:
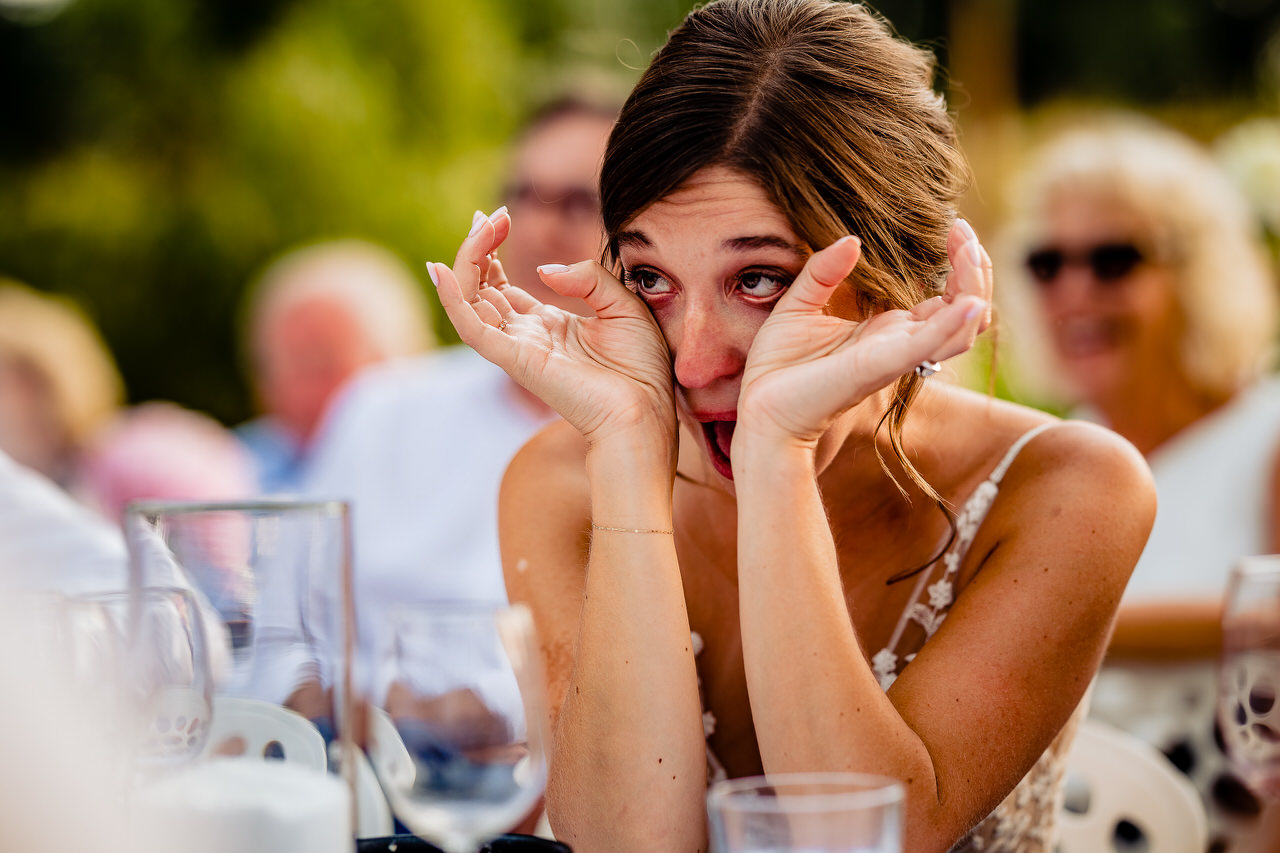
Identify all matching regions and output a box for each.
[428,2,1155,850]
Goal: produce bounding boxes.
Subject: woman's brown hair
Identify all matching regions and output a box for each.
[601,0,970,515]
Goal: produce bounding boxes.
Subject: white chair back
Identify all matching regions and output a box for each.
[203,696,328,771]
[1058,719,1208,853]
[204,696,393,837]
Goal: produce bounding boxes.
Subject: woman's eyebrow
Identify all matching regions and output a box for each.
[614,230,650,250]
[724,235,803,255]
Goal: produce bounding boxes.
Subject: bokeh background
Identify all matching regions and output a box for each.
[4,0,1280,426]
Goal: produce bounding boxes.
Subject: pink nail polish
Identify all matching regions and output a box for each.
[468,210,486,237]
[538,263,571,275]
[490,206,508,220]
[956,218,977,242]
[425,262,440,288]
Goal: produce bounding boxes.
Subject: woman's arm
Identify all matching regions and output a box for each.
[500,423,708,853]
[433,211,710,852]
[734,421,1154,853]
[728,224,1151,851]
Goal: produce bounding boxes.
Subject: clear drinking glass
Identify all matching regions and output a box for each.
[63,586,214,772]
[123,499,357,806]
[1218,555,1280,800]
[364,601,549,853]
[707,772,905,853]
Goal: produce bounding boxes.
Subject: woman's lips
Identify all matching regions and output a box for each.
[699,420,736,480]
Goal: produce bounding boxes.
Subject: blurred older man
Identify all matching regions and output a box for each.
[300,96,616,693]
[238,239,434,493]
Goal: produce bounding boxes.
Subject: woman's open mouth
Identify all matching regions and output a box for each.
[699,420,736,481]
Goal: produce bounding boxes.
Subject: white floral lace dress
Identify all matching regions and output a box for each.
[700,422,1085,853]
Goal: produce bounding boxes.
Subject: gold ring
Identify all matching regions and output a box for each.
[498,319,508,333]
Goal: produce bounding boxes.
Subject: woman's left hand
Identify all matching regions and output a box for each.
[737,220,992,446]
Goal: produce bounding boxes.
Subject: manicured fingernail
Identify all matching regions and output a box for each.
[966,239,984,266]
[489,206,508,220]
[425,262,439,288]
[538,263,571,275]
[834,234,860,248]
[468,210,486,237]
[956,218,977,242]
[965,303,983,320]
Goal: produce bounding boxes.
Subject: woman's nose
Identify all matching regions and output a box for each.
[671,303,747,390]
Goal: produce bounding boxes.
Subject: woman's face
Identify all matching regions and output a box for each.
[616,166,812,481]
[1028,191,1182,406]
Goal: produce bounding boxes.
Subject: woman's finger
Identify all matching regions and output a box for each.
[496,283,544,314]
[942,218,992,332]
[453,209,511,302]
[431,261,516,355]
[535,261,644,320]
[914,294,987,365]
[477,281,516,318]
[486,254,512,291]
[774,235,862,315]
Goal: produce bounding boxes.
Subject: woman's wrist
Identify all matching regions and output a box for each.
[731,423,819,473]
[584,424,678,529]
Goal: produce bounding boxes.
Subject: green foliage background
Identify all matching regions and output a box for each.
[2,0,1279,424]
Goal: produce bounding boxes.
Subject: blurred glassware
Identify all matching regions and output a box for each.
[63,586,213,773]
[123,499,351,709]
[365,601,549,853]
[706,772,905,853]
[123,499,358,823]
[1219,555,1280,801]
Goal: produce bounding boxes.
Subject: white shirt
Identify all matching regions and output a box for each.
[302,347,557,697]
[1123,377,1280,602]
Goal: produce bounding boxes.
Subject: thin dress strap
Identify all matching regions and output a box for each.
[872,420,1061,689]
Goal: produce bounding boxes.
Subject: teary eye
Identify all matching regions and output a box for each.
[623,267,675,299]
[737,270,790,303]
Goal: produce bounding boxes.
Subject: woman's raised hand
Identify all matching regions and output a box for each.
[431,209,677,445]
[737,219,992,446]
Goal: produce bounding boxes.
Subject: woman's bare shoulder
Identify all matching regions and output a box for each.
[935,387,1150,488]
[504,419,589,488]
[929,387,1155,553]
[976,406,1157,576]
[499,420,591,578]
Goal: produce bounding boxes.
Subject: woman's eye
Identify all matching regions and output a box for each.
[737,270,790,302]
[623,268,674,298]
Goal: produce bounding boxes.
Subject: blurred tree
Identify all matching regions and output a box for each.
[1,0,1279,425]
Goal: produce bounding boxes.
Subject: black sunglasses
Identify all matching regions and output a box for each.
[1025,243,1145,286]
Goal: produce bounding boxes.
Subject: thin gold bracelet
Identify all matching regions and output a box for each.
[591,523,674,535]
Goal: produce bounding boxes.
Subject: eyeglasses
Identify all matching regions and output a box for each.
[504,182,600,222]
[1025,243,1145,286]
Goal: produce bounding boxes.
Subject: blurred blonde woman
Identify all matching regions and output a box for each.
[999,113,1280,850]
[0,280,124,492]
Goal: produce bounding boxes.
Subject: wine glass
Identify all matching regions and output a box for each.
[706,772,905,853]
[365,601,549,853]
[63,586,214,773]
[1218,555,1280,801]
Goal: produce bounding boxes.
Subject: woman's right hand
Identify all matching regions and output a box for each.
[431,208,677,447]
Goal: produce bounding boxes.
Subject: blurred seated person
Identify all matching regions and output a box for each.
[0,280,124,497]
[999,114,1280,849]
[81,401,255,523]
[301,95,616,690]
[237,239,434,493]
